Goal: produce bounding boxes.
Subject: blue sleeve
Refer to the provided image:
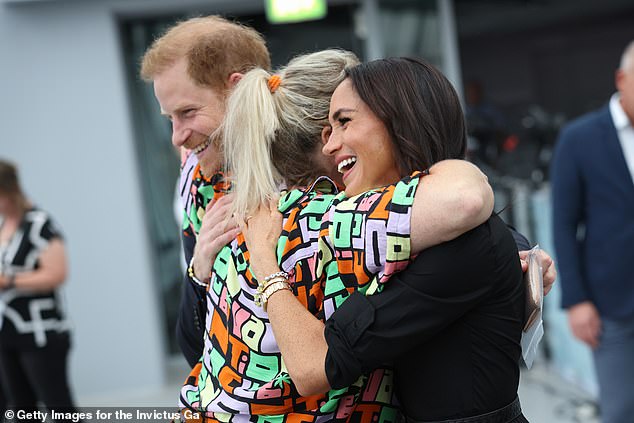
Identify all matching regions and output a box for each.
[550,125,589,308]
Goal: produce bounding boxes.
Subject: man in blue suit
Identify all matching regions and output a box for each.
[552,40,634,423]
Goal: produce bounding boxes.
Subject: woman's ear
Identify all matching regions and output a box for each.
[321,125,332,145]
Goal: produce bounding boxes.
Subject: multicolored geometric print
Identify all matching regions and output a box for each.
[179,151,230,240]
[179,172,424,423]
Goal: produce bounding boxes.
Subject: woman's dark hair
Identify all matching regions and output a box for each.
[0,159,22,197]
[345,57,466,176]
[0,159,29,213]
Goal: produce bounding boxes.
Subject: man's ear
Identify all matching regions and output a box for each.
[228,72,243,87]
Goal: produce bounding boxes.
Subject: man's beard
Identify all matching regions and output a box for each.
[198,130,223,176]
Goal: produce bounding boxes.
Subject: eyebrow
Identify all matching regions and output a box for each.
[330,108,356,121]
[162,104,198,117]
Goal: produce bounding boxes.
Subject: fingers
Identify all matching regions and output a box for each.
[587,322,601,349]
[539,251,557,296]
[269,195,280,212]
[568,303,601,349]
[543,264,557,296]
[518,250,557,296]
[202,197,235,229]
[213,227,242,250]
[577,324,600,349]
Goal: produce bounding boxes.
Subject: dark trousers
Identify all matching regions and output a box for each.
[0,339,77,421]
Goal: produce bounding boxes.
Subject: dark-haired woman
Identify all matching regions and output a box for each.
[0,159,77,417]
[243,58,531,422]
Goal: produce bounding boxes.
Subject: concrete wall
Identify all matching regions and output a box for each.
[0,0,362,400]
[0,0,256,399]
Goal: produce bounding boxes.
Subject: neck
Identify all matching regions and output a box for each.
[2,210,21,223]
[619,97,634,125]
[2,200,28,222]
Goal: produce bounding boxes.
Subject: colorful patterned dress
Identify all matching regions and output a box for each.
[179,170,424,423]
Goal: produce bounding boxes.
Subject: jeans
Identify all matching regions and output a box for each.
[593,313,634,423]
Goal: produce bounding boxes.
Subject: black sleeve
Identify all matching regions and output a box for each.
[176,229,207,367]
[324,217,510,389]
[506,224,531,251]
[41,213,64,242]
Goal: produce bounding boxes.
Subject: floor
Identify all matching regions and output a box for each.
[78,360,602,423]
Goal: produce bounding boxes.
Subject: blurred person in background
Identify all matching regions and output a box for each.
[551,40,634,423]
[464,79,509,168]
[0,159,77,418]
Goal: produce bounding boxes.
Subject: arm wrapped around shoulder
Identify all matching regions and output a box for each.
[410,159,494,254]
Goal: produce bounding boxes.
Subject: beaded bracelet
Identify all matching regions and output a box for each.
[187,257,210,288]
[263,271,289,282]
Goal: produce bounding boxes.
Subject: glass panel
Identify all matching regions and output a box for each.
[120,16,186,355]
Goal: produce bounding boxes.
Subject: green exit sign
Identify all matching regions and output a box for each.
[265,0,328,24]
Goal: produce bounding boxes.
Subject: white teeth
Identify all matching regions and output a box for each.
[193,138,211,154]
[337,157,357,174]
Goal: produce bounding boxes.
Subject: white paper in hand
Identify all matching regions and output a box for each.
[521,245,544,369]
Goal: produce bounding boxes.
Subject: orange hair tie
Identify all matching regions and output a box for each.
[268,75,282,93]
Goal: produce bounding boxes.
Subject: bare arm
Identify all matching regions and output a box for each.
[244,160,493,395]
[243,203,330,395]
[410,159,494,253]
[0,239,67,292]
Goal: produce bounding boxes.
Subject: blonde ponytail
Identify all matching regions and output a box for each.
[224,49,361,221]
[223,68,282,221]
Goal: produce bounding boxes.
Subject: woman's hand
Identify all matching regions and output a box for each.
[191,194,241,281]
[519,249,557,296]
[241,197,284,281]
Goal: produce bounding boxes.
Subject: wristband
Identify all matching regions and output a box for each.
[188,257,210,288]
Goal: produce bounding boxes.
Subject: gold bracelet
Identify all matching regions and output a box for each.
[254,275,291,310]
[260,280,291,311]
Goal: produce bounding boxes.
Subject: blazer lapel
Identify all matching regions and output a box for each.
[599,105,634,199]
